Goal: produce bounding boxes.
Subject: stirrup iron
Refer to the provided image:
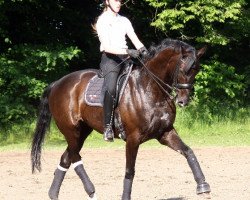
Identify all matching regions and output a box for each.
[103,125,114,142]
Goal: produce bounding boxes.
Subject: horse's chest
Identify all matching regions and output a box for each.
[155,110,173,127]
[160,113,170,121]
[144,107,174,133]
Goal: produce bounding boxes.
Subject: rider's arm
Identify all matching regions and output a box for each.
[126,19,144,50]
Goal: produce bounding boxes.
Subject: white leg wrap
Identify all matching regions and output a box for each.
[72,160,83,169]
[88,193,97,200]
[57,164,68,172]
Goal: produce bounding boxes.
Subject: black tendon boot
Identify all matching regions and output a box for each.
[103,91,115,142]
[48,168,66,200]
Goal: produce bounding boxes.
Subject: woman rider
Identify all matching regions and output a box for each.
[96,0,148,142]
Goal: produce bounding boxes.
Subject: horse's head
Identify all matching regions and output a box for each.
[174,44,206,107]
[143,39,206,107]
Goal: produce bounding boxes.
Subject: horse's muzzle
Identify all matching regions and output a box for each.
[176,95,190,107]
[177,100,188,107]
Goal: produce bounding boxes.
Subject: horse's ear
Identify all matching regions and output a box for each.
[197,46,207,59]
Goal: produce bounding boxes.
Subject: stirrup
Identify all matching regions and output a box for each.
[103,126,114,142]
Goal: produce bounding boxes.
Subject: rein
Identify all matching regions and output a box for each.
[137,55,194,99]
[137,57,176,99]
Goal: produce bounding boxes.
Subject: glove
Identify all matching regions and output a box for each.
[126,49,140,58]
[139,46,149,57]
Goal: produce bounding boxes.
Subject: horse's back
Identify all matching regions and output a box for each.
[54,69,97,86]
[48,69,97,124]
[51,69,97,93]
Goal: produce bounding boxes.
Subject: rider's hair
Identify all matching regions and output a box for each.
[92,1,108,34]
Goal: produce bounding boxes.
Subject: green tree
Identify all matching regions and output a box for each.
[0,0,249,129]
[145,0,249,108]
[0,0,99,127]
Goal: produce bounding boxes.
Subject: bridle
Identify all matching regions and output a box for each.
[172,57,195,90]
[137,54,195,100]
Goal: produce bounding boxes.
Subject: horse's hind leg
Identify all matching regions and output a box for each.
[158,128,211,196]
[49,124,96,200]
[48,148,69,200]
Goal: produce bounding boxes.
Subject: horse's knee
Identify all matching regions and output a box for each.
[60,150,71,169]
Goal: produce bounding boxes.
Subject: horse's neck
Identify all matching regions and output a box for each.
[143,60,174,86]
[126,67,175,114]
[131,66,172,99]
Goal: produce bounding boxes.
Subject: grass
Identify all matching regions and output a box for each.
[175,120,250,147]
[0,107,249,151]
[174,106,250,147]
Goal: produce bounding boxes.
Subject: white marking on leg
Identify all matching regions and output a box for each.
[57,164,68,172]
[72,160,83,169]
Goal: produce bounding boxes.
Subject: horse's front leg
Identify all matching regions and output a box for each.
[158,128,211,196]
[122,137,139,200]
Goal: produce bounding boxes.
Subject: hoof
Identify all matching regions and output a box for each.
[48,193,58,200]
[88,193,97,200]
[48,190,59,200]
[49,195,58,200]
[197,182,211,194]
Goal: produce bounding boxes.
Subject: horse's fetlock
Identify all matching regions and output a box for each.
[125,169,135,179]
[184,148,194,158]
[125,173,134,179]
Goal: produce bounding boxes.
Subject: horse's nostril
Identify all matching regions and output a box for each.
[178,101,185,107]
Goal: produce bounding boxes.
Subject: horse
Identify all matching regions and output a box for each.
[31,38,211,200]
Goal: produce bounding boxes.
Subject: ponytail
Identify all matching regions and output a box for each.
[92,3,108,34]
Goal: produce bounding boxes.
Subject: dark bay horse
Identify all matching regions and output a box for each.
[31,39,211,200]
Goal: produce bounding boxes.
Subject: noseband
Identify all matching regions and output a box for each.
[175,83,193,89]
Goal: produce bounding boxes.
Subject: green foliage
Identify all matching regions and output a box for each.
[0,0,249,142]
[0,44,81,126]
[0,0,98,127]
[145,0,246,45]
[144,0,249,111]
[194,59,246,108]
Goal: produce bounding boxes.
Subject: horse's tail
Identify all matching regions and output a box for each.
[31,83,53,173]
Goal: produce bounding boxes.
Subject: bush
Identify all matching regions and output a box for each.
[0,44,82,127]
[194,58,246,110]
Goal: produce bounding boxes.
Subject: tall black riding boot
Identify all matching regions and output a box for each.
[103,91,115,142]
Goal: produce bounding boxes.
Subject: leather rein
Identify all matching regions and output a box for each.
[137,55,195,100]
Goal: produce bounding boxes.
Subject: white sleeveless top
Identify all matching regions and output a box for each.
[96,11,135,52]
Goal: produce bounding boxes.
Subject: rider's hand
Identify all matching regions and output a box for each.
[139,46,149,57]
[126,49,140,58]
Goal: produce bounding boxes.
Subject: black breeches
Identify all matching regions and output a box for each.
[103,71,120,98]
[100,53,124,98]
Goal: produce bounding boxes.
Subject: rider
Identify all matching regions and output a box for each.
[96,0,148,142]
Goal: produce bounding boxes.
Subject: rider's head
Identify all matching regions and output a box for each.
[103,0,122,13]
